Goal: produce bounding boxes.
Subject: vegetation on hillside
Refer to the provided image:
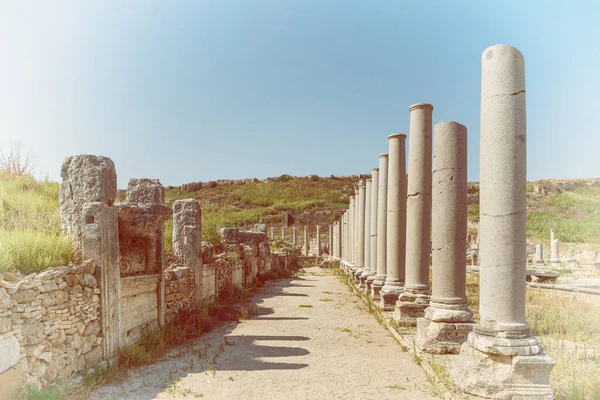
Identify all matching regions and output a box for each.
[1,141,598,272]
[0,143,73,273]
[163,175,354,252]
[527,186,600,244]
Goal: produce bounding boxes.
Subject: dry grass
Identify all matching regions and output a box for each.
[0,176,74,273]
[466,273,600,399]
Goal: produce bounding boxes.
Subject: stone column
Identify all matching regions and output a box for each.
[349,195,356,266]
[366,168,379,291]
[345,203,350,264]
[550,229,560,266]
[303,226,309,256]
[381,134,407,311]
[336,220,342,258]
[328,225,333,256]
[534,244,544,265]
[372,154,389,300]
[396,103,433,323]
[359,179,371,287]
[172,199,202,308]
[292,227,297,245]
[354,181,366,279]
[270,227,275,240]
[416,121,474,354]
[315,225,321,257]
[452,45,554,399]
[341,213,345,260]
[281,227,285,240]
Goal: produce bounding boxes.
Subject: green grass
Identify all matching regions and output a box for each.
[0,176,75,273]
[527,187,600,243]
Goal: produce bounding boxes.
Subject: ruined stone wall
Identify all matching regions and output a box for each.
[164,267,196,322]
[0,265,102,394]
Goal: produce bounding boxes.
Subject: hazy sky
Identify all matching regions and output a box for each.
[1,1,599,188]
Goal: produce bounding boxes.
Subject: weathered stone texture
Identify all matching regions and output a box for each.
[172,199,202,269]
[0,265,102,389]
[219,228,267,245]
[127,178,164,204]
[59,155,117,251]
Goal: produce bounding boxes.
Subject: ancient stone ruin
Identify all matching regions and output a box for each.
[0,154,297,397]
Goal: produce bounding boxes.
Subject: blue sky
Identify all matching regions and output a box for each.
[1,1,599,188]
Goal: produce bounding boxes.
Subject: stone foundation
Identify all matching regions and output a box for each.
[394,290,429,325]
[451,342,554,399]
[379,291,399,311]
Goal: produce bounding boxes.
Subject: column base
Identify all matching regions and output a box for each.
[358,272,369,289]
[451,340,554,399]
[370,282,383,302]
[416,318,475,354]
[379,284,402,311]
[364,274,376,294]
[393,289,430,325]
[549,259,561,267]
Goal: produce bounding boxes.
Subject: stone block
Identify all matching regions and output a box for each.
[84,345,103,369]
[379,292,399,312]
[416,317,475,354]
[451,343,554,399]
[219,228,267,245]
[126,178,164,204]
[21,320,45,346]
[173,199,201,269]
[0,336,20,374]
[59,155,117,249]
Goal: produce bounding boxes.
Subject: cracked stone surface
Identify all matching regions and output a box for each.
[91,268,438,400]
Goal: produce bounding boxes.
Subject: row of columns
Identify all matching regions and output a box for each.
[332,45,554,398]
[270,225,339,258]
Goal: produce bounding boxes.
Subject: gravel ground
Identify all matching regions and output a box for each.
[91,267,440,400]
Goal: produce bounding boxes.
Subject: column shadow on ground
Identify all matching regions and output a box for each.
[91,276,313,399]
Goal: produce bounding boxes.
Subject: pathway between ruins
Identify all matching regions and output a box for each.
[92,267,438,400]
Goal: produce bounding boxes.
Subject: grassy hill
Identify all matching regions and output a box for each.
[2,174,599,273]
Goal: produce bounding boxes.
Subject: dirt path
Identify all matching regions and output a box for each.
[92,267,440,400]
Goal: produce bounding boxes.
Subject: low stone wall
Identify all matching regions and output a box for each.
[163,246,296,321]
[201,264,217,303]
[0,264,102,395]
[120,274,160,346]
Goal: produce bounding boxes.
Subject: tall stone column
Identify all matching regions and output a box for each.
[329,224,334,257]
[303,226,309,256]
[352,186,360,269]
[340,211,348,261]
[359,179,371,287]
[292,227,297,245]
[550,229,560,266]
[380,134,407,311]
[534,244,544,265]
[281,227,285,240]
[348,196,355,266]
[416,121,474,354]
[396,103,434,323]
[371,154,388,300]
[336,220,342,258]
[315,225,321,257]
[366,168,379,291]
[172,199,202,309]
[354,181,366,280]
[270,227,275,240]
[452,45,554,399]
